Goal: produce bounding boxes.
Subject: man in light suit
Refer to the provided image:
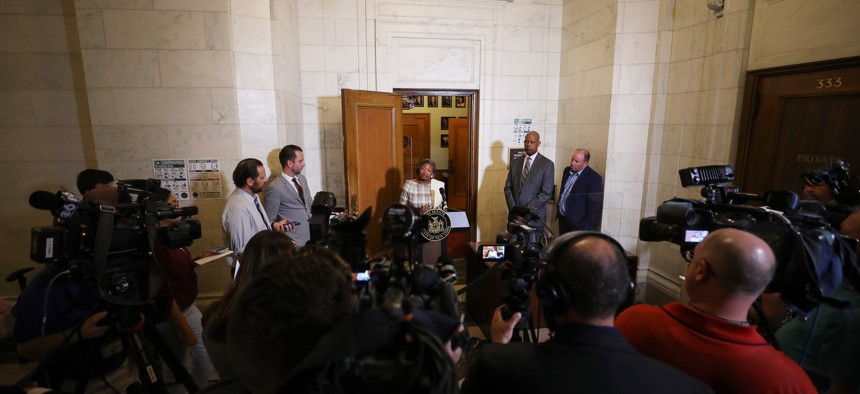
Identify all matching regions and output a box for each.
[557,149,603,234]
[504,131,555,227]
[264,145,313,246]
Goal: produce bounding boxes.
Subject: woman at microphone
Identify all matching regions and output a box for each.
[399,159,447,214]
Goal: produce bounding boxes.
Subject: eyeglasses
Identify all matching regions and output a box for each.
[804,176,826,187]
[686,258,718,279]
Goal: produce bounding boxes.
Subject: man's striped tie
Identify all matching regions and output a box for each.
[520,156,531,188]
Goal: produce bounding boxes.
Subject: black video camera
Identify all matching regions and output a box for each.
[495,206,548,320]
[802,160,851,195]
[640,165,859,315]
[308,191,370,273]
[28,179,201,306]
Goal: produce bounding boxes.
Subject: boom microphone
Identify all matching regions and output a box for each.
[154,206,199,219]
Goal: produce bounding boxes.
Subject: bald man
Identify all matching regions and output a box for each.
[616,229,816,393]
[776,211,860,393]
[504,131,555,227]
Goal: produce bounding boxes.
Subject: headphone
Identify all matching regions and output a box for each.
[536,231,634,315]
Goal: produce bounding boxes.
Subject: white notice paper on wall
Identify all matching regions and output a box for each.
[513,118,532,146]
[153,159,190,200]
[188,159,222,199]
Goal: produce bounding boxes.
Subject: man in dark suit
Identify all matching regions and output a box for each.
[462,232,712,394]
[504,131,555,227]
[557,148,603,234]
[264,145,313,246]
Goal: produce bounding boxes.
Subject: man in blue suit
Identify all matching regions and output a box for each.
[557,149,603,234]
[504,131,555,228]
[264,145,313,246]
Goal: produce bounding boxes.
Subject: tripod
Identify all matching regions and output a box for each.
[501,276,540,344]
[15,303,198,394]
[115,305,199,394]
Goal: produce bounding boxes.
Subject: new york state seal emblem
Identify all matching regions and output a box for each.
[421,208,451,241]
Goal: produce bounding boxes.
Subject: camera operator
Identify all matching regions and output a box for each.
[206,245,461,394]
[615,228,816,393]
[203,230,297,384]
[775,210,860,393]
[462,232,711,394]
[76,169,114,196]
[218,245,356,393]
[803,172,837,204]
[150,188,214,392]
[15,186,140,393]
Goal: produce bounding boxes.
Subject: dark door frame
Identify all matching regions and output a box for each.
[394,88,479,242]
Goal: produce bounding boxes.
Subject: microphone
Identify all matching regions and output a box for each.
[29,190,81,221]
[439,187,447,207]
[29,191,61,211]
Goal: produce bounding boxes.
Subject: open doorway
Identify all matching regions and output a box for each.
[394,89,479,247]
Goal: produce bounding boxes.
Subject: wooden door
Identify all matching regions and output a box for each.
[736,58,860,195]
[402,113,431,174]
[448,117,470,210]
[341,89,404,256]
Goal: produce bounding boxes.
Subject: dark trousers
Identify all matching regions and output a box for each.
[558,217,571,235]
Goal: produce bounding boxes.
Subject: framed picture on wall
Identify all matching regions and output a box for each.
[455,96,465,108]
[427,96,438,107]
[441,134,449,148]
[411,95,424,107]
[441,116,452,130]
[441,96,452,107]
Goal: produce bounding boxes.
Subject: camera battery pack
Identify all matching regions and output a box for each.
[31,226,66,264]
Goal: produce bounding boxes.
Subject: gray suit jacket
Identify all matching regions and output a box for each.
[504,152,555,225]
[263,174,313,246]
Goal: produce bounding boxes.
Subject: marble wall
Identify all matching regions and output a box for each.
[557,0,663,260]
[0,0,91,297]
[749,0,860,70]
[639,0,756,299]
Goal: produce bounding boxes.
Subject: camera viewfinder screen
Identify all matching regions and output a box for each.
[684,230,709,243]
[481,245,505,261]
[353,270,371,282]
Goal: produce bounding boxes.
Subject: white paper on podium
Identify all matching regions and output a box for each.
[447,211,469,229]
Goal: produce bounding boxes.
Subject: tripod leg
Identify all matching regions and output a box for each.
[124,330,170,394]
[510,313,540,343]
[143,320,200,393]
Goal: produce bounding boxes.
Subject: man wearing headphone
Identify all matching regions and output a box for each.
[462,232,711,393]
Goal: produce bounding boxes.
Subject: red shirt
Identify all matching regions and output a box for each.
[616,302,815,394]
